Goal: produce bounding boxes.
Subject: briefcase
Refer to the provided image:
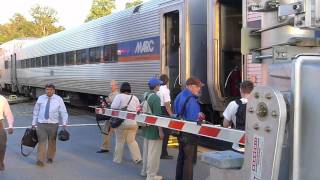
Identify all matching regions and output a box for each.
[21,128,38,157]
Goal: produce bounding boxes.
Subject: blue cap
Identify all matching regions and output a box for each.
[148,77,163,88]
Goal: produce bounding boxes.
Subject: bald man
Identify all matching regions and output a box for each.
[97,80,119,153]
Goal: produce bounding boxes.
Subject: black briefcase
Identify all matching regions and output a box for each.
[21,128,38,157]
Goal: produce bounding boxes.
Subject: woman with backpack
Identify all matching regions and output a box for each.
[111,82,142,164]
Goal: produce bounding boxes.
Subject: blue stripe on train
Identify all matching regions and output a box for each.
[118,36,160,57]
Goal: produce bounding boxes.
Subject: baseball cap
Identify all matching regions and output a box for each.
[186,77,204,87]
[148,77,163,88]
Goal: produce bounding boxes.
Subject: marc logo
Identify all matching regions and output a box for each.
[135,40,154,54]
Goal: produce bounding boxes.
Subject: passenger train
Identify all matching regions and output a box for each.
[2,0,243,125]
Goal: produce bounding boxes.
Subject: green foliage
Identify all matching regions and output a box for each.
[0,5,64,44]
[30,5,64,37]
[85,0,116,22]
[125,0,143,9]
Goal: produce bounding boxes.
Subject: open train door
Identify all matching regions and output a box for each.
[160,4,183,100]
[207,0,243,112]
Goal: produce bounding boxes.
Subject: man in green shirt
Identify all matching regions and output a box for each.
[141,77,164,180]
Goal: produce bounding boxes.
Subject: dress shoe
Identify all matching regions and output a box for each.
[96,149,109,153]
[36,160,44,167]
[160,155,174,159]
[0,163,4,171]
[134,159,142,164]
[47,159,53,164]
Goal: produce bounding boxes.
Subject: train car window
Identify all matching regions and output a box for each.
[4,61,9,69]
[36,57,41,67]
[42,56,49,67]
[76,49,87,64]
[110,44,118,62]
[57,53,65,66]
[21,60,26,69]
[31,58,36,68]
[16,60,21,69]
[66,51,75,65]
[104,44,118,62]
[49,55,56,66]
[26,59,31,68]
[89,47,101,63]
[103,45,110,62]
[133,5,142,14]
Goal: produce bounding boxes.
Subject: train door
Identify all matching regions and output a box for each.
[207,0,243,111]
[161,8,182,100]
[220,0,242,100]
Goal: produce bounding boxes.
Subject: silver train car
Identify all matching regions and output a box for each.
[6,0,211,104]
[4,0,243,125]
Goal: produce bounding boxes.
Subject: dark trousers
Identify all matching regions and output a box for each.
[161,106,171,157]
[176,133,198,180]
[0,122,7,167]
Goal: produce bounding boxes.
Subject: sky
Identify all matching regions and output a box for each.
[0,0,149,29]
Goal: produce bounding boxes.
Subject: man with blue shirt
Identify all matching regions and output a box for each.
[174,77,203,180]
[32,84,68,167]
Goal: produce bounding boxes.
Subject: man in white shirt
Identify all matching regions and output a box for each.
[32,84,68,167]
[223,80,254,152]
[157,74,174,159]
[0,95,14,171]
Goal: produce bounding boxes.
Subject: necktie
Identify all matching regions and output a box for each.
[44,97,51,119]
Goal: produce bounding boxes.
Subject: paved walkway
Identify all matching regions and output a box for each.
[0,102,210,180]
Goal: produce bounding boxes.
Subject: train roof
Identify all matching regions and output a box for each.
[18,0,175,60]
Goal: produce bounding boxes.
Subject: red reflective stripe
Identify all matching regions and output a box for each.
[168,120,185,130]
[199,126,221,137]
[239,134,246,145]
[145,116,157,124]
[112,111,119,116]
[126,113,136,120]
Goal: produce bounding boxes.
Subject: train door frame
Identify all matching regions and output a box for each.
[10,53,18,92]
[160,4,184,100]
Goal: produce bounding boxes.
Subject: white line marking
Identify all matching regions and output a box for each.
[4,123,102,130]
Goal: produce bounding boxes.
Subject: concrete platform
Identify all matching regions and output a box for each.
[0,102,211,180]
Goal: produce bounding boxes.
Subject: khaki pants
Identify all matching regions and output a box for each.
[141,138,163,180]
[100,121,113,150]
[113,124,141,163]
[36,123,59,162]
[0,122,7,168]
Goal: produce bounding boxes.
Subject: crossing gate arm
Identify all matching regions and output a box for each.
[95,108,246,145]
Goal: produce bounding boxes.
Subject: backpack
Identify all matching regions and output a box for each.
[140,92,154,114]
[176,96,193,119]
[235,99,246,130]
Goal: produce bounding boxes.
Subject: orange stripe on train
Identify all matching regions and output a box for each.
[119,54,160,62]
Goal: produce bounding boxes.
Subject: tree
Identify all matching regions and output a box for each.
[8,13,36,38]
[0,13,36,44]
[125,0,143,9]
[85,0,116,22]
[30,5,64,37]
[0,5,65,44]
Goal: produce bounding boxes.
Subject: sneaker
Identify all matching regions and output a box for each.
[47,159,53,164]
[36,161,44,167]
[160,155,174,159]
[155,175,163,180]
[96,149,109,153]
[140,172,147,177]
